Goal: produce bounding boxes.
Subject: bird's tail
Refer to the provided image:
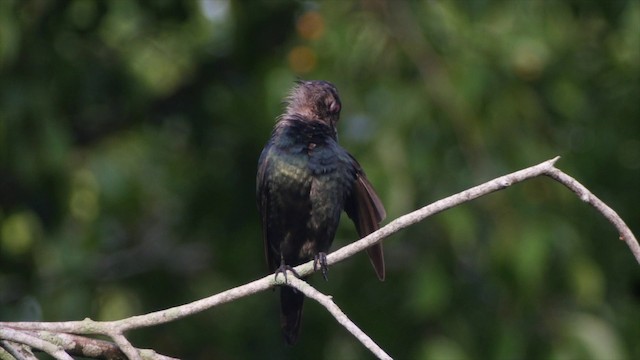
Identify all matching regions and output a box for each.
[280,286,304,345]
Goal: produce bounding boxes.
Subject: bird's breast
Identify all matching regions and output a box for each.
[267,133,353,198]
[275,159,308,181]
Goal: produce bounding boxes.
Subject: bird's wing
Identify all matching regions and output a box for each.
[344,154,386,281]
[256,146,276,271]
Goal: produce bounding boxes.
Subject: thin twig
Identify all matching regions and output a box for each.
[22,331,126,360]
[285,276,393,360]
[0,344,17,360]
[109,332,141,360]
[0,277,273,333]
[0,341,33,360]
[325,156,640,268]
[0,328,72,360]
[9,331,178,360]
[545,168,640,263]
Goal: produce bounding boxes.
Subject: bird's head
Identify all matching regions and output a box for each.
[284,80,342,127]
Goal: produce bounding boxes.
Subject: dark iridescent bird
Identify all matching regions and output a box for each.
[256,80,386,345]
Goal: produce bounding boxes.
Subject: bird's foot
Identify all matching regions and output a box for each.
[274,264,300,284]
[313,252,329,281]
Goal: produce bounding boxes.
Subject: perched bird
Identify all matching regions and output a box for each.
[256,80,386,345]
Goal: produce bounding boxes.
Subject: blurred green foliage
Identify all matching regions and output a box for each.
[1,0,639,359]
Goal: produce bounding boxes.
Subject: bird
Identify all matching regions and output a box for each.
[256,80,386,345]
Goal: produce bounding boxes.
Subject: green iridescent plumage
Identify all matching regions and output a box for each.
[257,80,385,345]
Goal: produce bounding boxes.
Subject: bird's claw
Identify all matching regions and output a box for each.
[274,264,300,284]
[313,252,329,281]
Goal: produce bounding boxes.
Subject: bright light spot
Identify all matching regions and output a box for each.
[200,0,229,22]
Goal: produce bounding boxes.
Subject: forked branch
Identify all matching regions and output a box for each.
[1,156,638,360]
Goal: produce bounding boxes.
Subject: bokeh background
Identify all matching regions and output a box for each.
[1,0,640,359]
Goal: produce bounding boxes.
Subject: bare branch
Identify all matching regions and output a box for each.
[285,276,393,360]
[1,156,638,359]
[0,344,17,360]
[324,156,640,268]
[0,341,33,360]
[0,328,72,360]
[545,167,640,263]
[0,276,273,333]
[113,274,274,331]
[324,156,563,269]
[22,331,127,360]
[12,331,177,360]
[109,333,140,360]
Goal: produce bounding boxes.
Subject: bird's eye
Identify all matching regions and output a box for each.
[328,100,341,114]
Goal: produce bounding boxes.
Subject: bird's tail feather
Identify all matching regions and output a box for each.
[280,286,304,345]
